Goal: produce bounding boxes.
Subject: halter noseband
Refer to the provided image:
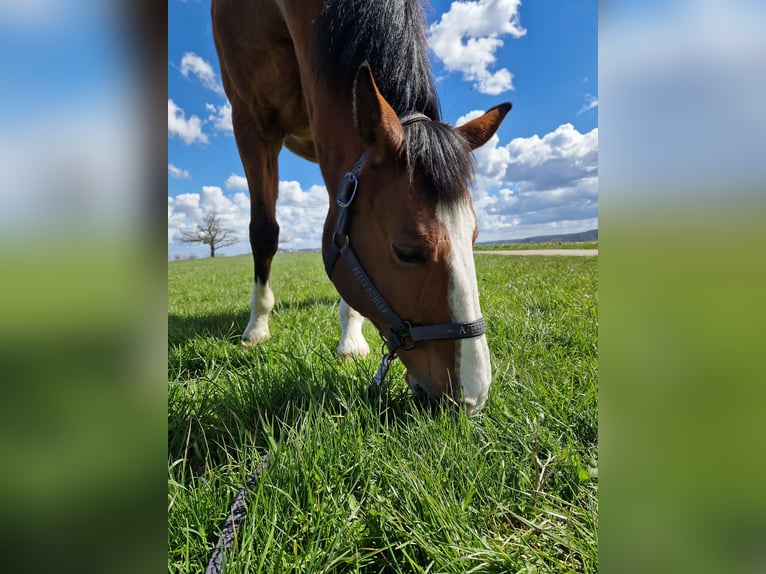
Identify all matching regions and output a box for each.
[323,113,487,386]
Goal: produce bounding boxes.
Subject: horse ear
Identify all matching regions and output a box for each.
[353,62,405,164]
[456,103,512,150]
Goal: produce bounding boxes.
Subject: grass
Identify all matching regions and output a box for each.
[168,253,598,572]
[473,242,598,251]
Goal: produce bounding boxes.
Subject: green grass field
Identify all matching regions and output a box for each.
[473,241,598,251]
[168,252,598,573]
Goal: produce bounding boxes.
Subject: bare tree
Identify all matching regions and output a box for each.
[178,212,238,258]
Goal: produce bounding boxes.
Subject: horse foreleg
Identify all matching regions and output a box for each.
[242,195,280,347]
[243,266,275,347]
[232,108,281,348]
[336,298,370,357]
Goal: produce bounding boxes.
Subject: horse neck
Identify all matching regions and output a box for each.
[275,4,364,194]
[309,92,364,200]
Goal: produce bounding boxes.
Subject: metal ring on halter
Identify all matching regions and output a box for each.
[393,321,416,351]
[336,172,359,207]
[331,233,350,247]
[381,321,417,354]
[399,340,416,351]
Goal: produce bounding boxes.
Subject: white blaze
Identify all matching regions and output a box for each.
[436,200,492,414]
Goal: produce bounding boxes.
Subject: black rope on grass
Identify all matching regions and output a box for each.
[205,453,270,574]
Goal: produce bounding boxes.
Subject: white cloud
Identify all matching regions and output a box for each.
[179,52,224,94]
[168,179,330,257]
[456,113,598,240]
[168,186,248,249]
[206,102,233,132]
[168,99,208,144]
[429,0,526,95]
[168,163,190,179]
[274,182,329,248]
[502,124,598,190]
[225,174,248,190]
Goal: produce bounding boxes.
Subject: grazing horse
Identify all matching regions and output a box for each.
[211,0,511,414]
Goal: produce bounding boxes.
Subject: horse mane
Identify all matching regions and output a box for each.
[317,0,474,204]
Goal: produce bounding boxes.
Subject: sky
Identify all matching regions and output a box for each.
[168,0,598,258]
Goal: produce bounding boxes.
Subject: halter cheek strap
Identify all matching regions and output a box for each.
[323,114,486,386]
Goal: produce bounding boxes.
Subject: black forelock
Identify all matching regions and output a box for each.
[403,120,475,204]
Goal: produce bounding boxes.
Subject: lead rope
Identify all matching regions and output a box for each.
[373,347,396,385]
[205,454,269,574]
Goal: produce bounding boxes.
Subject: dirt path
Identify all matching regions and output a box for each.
[475,249,598,257]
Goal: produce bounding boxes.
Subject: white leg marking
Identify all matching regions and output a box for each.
[336,298,370,357]
[242,279,274,347]
[436,200,492,414]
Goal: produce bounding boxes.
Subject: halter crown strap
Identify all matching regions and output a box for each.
[400,113,431,127]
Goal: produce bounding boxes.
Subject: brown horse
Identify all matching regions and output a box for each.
[211,0,511,414]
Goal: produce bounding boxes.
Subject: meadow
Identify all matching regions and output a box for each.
[473,241,598,251]
[168,252,598,572]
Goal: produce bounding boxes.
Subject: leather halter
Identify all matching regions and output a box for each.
[323,113,486,385]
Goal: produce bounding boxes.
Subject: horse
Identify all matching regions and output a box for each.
[211,0,511,414]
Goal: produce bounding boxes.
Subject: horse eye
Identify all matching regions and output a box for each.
[392,244,429,265]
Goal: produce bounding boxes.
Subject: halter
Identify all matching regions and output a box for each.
[323,113,486,386]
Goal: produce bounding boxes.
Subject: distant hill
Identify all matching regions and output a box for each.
[478,228,598,246]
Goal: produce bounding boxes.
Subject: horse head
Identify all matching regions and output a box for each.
[325,64,511,414]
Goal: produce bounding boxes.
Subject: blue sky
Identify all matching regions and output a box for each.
[168,0,598,257]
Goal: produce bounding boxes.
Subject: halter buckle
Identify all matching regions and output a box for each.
[384,321,415,352]
[336,172,359,208]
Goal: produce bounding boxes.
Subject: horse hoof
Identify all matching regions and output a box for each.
[241,330,270,348]
[336,338,370,358]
